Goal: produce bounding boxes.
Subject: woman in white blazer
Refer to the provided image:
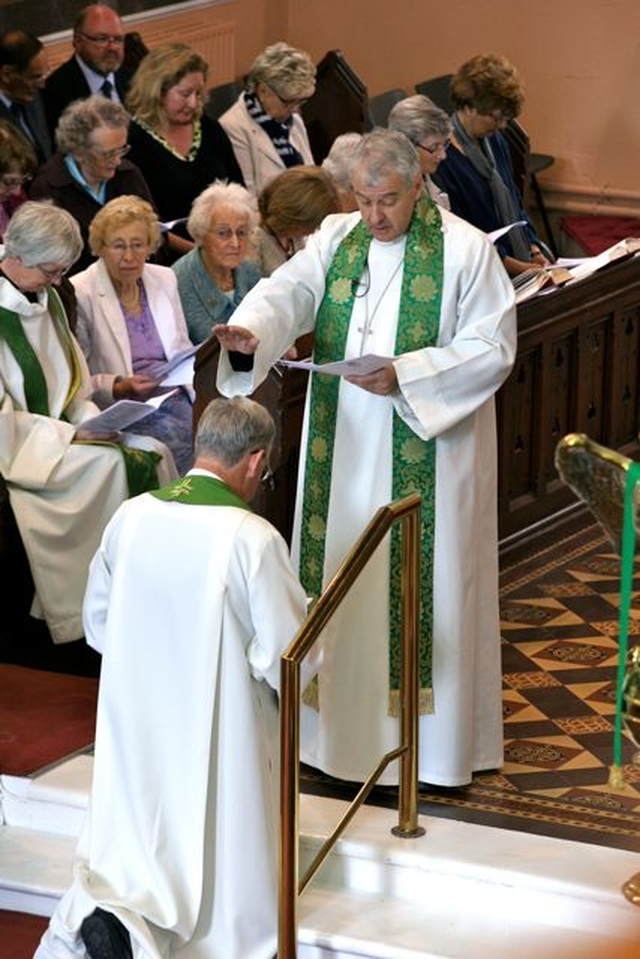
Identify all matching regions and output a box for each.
[73,195,195,472]
[219,41,316,198]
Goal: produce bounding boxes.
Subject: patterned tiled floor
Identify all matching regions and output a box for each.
[301,515,640,851]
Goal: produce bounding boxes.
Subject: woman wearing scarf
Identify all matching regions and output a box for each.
[433,53,549,276]
[219,41,316,198]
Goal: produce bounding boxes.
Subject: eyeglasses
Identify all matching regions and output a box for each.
[88,143,131,161]
[80,33,125,47]
[210,227,250,242]
[486,109,513,123]
[35,264,70,282]
[267,85,311,109]
[0,174,31,189]
[417,139,450,156]
[105,240,149,255]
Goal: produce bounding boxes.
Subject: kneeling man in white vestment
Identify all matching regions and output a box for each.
[215,128,518,788]
[35,397,309,959]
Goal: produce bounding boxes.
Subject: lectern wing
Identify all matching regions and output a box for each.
[554,432,640,555]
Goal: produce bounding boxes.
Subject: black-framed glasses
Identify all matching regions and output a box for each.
[417,139,450,156]
[80,32,125,47]
[267,84,311,109]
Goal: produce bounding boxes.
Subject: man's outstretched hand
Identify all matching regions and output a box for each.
[213,325,260,354]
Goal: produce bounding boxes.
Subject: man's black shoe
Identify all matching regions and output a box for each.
[80,908,133,959]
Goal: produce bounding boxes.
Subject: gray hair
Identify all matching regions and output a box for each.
[55,95,130,155]
[351,128,421,188]
[388,95,452,145]
[246,41,316,100]
[187,180,257,245]
[321,132,362,191]
[194,397,275,467]
[3,200,83,267]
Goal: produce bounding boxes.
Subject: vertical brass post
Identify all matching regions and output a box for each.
[278,656,300,959]
[394,506,425,838]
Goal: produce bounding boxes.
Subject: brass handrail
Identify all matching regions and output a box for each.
[279,492,425,958]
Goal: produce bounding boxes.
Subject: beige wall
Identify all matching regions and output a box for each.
[44,0,640,216]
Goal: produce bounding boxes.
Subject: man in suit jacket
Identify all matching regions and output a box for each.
[0,30,52,164]
[43,4,133,139]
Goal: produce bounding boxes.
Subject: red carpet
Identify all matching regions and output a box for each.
[0,910,49,957]
[0,664,98,775]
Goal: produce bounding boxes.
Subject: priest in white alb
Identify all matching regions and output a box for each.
[0,200,175,645]
[35,397,309,959]
[215,128,517,788]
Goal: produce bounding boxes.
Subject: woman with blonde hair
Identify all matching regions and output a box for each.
[126,42,243,257]
[220,41,316,197]
[72,194,195,471]
[253,165,339,275]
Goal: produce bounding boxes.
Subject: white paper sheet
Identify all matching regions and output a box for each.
[278,354,392,377]
[80,390,178,432]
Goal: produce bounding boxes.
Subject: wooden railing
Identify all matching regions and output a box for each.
[278,492,425,958]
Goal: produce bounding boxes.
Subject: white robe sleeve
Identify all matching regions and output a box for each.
[233,516,309,693]
[216,213,361,396]
[393,222,517,440]
[82,504,127,655]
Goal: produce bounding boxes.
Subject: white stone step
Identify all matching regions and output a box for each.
[297,795,640,958]
[1,759,639,957]
[1,755,91,836]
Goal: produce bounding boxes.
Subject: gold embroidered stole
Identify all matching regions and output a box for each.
[300,196,444,714]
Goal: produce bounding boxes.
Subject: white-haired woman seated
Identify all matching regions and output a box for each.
[72,195,195,473]
[321,132,362,212]
[172,180,261,344]
[0,201,175,644]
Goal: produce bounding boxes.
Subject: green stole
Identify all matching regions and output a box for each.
[0,289,160,496]
[151,472,252,510]
[300,195,443,716]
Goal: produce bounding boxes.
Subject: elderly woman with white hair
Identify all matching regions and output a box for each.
[72,194,195,473]
[172,180,261,344]
[0,200,175,645]
[219,41,316,197]
[387,94,452,209]
[29,94,155,274]
[321,132,362,212]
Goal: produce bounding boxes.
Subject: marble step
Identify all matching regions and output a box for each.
[1,755,92,837]
[1,759,640,957]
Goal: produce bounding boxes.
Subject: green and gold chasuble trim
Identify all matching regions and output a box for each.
[0,305,51,415]
[151,473,251,510]
[300,196,443,716]
[0,290,160,496]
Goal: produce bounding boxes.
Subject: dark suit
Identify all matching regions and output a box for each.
[0,95,52,163]
[43,57,132,139]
